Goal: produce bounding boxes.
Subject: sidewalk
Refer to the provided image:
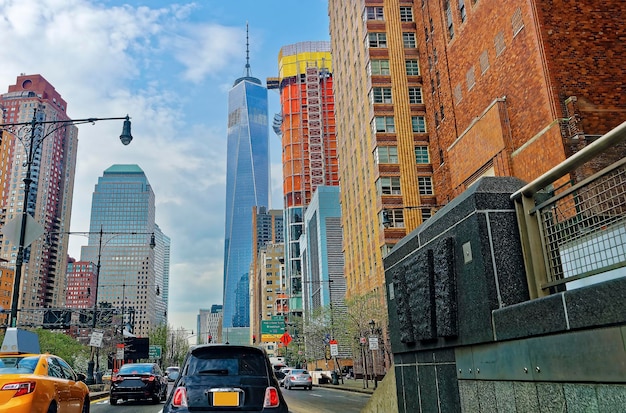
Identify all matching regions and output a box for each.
[314,377,375,395]
[88,384,109,401]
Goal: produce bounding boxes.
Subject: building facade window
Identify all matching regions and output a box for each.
[383,209,405,228]
[372,116,396,133]
[479,50,490,74]
[411,116,427,133]
[512,7,524,36]
[378,177,401,195]
[408,87,423,104]
[445,1,454,39]
[365,6,384,20]
[370,59,390,75]
[418,176,434,195]
[415,146,430,164]
[406,60,420,75]
[453,83,463,103]
[403,32,417,48]
[372,87,393,104]
[399,6,414,21]
[459,0,467,22]
[368,32,388,48]
[494,31,506,56]
[375,146,399,164]
[466,66,476,90]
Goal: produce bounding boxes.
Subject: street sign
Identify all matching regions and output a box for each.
[1,215,44,247]
[280,332,292,346]
[359,337,367,345]
[149,345,162,359]
[262,319,286,342]
[89,330,104,348]
[369,336,379,351]
[116,345,124,360]
[329,339,338,356]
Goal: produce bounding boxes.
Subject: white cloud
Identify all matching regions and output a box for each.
[0,0,247,333]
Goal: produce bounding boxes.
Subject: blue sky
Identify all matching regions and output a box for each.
[0,0,330,334]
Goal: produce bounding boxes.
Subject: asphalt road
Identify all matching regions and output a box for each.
[89,384,370,413]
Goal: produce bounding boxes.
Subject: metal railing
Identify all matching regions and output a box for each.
[511,121,626,298]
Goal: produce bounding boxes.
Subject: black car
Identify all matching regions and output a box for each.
[110,362,168,405]
[163,344,288,412]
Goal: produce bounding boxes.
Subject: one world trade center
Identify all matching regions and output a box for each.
[222,33,269,343]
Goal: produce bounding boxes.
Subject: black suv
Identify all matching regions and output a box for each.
[110,362,168,405]
[164,344,288,412]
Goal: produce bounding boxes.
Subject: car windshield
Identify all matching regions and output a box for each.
[118,364,153,375]
[0,356,40,374]
[188,348,267,377]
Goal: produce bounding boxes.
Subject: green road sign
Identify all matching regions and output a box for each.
[148,345,162,359]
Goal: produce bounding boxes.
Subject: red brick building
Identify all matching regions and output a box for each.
[419,0,626,202]
[65,260,97,309]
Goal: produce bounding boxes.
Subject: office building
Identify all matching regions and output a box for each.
[80,164,169,337]
[328,0,625,303]
[268,41,337,318]
[0,74,78,325]
[222,36,270,341]
[197,305,222,344]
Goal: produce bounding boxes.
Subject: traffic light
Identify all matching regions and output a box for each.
[208,335,212,343]
[252,335,256,344]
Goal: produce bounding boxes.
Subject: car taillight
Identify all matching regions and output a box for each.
[172,387,188,407]
[141,375,155,382]
[1,382,36,397]
[264,387,280,408]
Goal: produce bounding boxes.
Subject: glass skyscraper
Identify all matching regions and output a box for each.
[80,164,169,337]
[223,69,270,338]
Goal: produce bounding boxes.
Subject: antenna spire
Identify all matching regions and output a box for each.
[245,22,251,77]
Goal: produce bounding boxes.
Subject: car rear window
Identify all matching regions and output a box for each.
[188,348,267,377]
[0,356,39,374]
[118,364,153,375]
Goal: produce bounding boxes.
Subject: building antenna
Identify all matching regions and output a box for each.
[245,21,251,77]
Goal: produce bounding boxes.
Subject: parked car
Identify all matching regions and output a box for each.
[163,344,289,412]
[101,369,113,384]
[165,366,180,382]
[0,328,90,413]
[276,367,292,387]
[109,362,168,405]
[283,369,313,390]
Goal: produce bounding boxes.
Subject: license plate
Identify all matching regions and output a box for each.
[213,391,239,407]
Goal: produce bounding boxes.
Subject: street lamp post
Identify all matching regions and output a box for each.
[0,109,133,329]
[368,319,379,389]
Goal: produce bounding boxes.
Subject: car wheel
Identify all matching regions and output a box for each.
[47,402,58,413]
[110,397,118,406]
[160,387,167,401]
[82,396,91,413]
[309,386,313,390]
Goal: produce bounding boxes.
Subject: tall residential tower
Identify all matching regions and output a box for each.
[268,41,337,318]
[0,74,78,325]
[329,0,626,302]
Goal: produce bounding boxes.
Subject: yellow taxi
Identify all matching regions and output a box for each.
[0,328,90,413]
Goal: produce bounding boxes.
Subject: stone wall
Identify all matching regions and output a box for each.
[383,177,626,412]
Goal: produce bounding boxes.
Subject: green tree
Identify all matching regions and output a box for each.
[35,329,91,370]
